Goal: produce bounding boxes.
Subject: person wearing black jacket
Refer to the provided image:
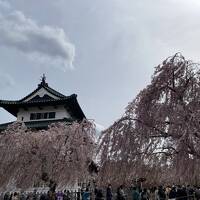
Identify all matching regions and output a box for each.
[169,187,176,199]
[106,184,113,200]
[158,186,166,200]
[176,186,188,200]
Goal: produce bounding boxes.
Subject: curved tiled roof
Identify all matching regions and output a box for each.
[0,79,86,120]
[0,94,76,105]
[19,81,67,102]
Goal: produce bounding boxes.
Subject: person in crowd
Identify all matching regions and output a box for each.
[77,189,81,200]
[82,188,90,200]
[148,187,156,200]
[168,186,176,200]
[140,188,149,200]
[176,185,182,200]
[132,187,140,200]
[47,190,56,200]
[63,190,67,200]
[33,190,38,200]
[106,184,112,200]
[176,185,187,200]
[195,187,200,200]
[39,192,47,200]
[182,186,188,200]
[165,186,171,199]
[187,185,195,200]
[95,189,104,200]
[154,187,159,200]
[116,185,126,200]
[4,192,10,200]
[19,192,26,200]
[56,191,64,200]
[157,186,166,200]
[12,192,19,200]
[66,190,71,200]
[9,193,13,200]
[26,192,33,200]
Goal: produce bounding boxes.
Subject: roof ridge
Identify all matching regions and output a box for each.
[0,97,74,104]
[18,83,69,102]
[43,84,67,98]
[19,85,42,102]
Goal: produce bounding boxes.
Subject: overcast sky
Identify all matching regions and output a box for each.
[0,0,200,128]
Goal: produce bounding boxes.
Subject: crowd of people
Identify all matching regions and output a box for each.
[114,185,200,200]
[2,184,200,200]
[2,190,80,200]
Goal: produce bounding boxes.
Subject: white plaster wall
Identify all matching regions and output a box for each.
[17,105,71,122]
[24,88,60,102]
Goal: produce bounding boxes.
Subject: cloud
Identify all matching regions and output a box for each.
[0,1,10,10]
[0,1,75,70]
[0,73,15,89]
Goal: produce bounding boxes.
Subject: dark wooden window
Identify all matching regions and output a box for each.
[36,113,41,119]
[41,113,44,119]
[30,112,56,120]
[30,113,35,120]
[49,112,56,119]
[44,113,48,119]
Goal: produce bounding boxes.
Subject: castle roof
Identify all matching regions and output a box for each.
[0,75,86,120]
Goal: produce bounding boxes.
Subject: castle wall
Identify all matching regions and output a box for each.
[17,105,71,122]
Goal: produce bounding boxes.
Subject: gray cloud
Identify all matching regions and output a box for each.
[0,1,75,70]
[0,73,14,89]
[0,1,10,10]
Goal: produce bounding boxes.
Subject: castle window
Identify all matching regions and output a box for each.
[36,113,41,120]
[30,112,56,120]
[49,112,56,119]
[44,113,48,119]
[30,113,36,120]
